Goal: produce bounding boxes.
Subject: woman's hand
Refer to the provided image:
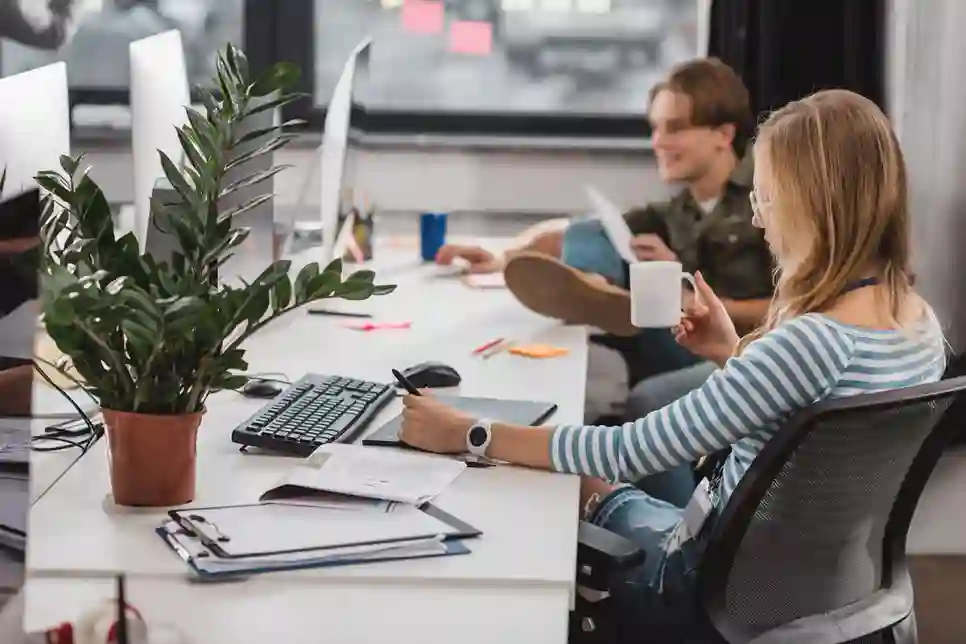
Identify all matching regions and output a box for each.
[400,393,474,454]
[674,272,740,367]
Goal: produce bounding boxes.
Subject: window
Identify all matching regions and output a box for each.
[0,0,243,98]
[315,0,700,117]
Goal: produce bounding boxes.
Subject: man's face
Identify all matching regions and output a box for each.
[649,89,733,185]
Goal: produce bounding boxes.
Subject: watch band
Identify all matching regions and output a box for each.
[466,418,493,457]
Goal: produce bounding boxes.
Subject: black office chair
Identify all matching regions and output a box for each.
[572,376,966,644]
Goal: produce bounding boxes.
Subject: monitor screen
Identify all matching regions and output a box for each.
[0,188,40,418]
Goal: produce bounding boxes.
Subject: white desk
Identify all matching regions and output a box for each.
[24,247,589,640]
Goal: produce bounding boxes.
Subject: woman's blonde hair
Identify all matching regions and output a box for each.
[738,89,915,352]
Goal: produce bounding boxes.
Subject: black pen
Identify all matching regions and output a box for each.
[391,369,421,396]
[307,309,373,319]
[116,574,129,644]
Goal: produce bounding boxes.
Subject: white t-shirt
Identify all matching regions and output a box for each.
[698,198,720,215]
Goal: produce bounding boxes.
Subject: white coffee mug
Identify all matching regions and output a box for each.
[629,261,697,328]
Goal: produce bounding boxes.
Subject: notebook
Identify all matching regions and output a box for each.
[363,394,558,449]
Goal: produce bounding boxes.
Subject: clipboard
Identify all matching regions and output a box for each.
[168,502,480,560]
[156,519,471,581]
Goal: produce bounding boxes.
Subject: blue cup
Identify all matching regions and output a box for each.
[419,212,448,262]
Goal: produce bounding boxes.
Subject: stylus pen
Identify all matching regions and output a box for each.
[391,369,422,396]
[307,309,373,319]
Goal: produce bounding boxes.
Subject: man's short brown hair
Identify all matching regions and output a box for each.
[649,57,754,155]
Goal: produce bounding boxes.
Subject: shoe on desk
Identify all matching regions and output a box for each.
[503,252,637,337]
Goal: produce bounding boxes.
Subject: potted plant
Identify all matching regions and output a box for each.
[33,45,395,507]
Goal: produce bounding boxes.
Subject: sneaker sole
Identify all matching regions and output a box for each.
[504,253,638,337]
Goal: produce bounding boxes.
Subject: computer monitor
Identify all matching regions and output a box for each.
[0,62,70,196]
[130,30,191,247]
[0,187,40,419]
[319,37,371,265]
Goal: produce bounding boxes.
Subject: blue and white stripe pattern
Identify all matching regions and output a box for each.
[551,313,947,507]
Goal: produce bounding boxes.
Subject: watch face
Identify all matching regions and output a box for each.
[469,425,488,447]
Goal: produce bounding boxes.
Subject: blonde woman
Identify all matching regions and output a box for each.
[399,90,947,639]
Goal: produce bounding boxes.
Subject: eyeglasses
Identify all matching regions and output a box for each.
[749,191,772,225]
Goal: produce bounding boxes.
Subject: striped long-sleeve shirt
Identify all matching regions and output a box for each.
[550,313,947,507]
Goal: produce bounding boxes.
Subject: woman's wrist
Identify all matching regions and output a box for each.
[712,340,738,367]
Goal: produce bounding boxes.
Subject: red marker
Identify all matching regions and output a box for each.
[473,337,505,355]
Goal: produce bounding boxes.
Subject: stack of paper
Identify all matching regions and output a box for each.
[263,443,467,506]
[156,445,477,580]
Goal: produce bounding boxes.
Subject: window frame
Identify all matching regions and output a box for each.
[249,0,661,139]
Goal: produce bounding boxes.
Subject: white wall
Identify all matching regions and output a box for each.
[75,138,669,218]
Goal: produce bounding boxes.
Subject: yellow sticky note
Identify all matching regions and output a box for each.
[509,344,570,359]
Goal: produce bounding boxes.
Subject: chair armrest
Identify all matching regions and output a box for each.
[576,521,646,591]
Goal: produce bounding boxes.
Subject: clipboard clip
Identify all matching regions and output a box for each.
[185,513,232,543]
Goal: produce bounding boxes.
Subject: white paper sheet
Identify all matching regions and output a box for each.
[266,443,467,506]
[462,272,505,289]
[181,502,453,558]
[584,186,638,265]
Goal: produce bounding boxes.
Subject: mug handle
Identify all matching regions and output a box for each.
[682,272,700,309]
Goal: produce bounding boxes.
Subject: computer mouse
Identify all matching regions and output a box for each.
[401,361,462,389]
[241,378,283,399]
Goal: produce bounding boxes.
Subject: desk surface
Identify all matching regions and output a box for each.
[23,576,571,644]
[24,246,588,636]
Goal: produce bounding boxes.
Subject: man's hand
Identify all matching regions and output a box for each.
[435,244,503,274]
[630,234,677,262]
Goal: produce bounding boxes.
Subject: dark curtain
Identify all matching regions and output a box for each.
[708,0,887,118]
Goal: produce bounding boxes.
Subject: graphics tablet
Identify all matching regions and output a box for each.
[363,395,558,448]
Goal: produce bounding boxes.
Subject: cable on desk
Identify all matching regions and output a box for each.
[30,360,102,454]
[241,372,292,386]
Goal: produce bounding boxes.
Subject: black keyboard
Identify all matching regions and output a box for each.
[231,374,396,456]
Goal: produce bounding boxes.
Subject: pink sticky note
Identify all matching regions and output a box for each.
[448,20,493,56]
[402,0,444,35]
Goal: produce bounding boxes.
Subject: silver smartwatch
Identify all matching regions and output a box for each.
[466,419,493,456]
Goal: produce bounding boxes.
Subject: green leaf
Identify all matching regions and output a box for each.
[159,152,198,208]
[344,269,376,284]
[216,375,251,391]
[293,263,320,299]
[324,257,343,276]
[165,296,205,319]
[225,44,245,82]
[176,127,210,176]
[270,275,292,312]
[250,62,300,97]
[185,108,221,160]
[371,284,397,296]
[238,288,271,325]
[241,93,307,119]
[197,86,221,119]
[218,348,248,371]
[59,154,81,176]
[219,165,292,200]
[306,270,340,300]
[224,135,296,173]
[233,121,304,148]
[219,194,275,223]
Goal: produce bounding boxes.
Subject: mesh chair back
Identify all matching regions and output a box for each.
[699,378,966,644]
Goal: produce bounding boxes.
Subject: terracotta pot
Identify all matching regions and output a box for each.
[101,408,203,507]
